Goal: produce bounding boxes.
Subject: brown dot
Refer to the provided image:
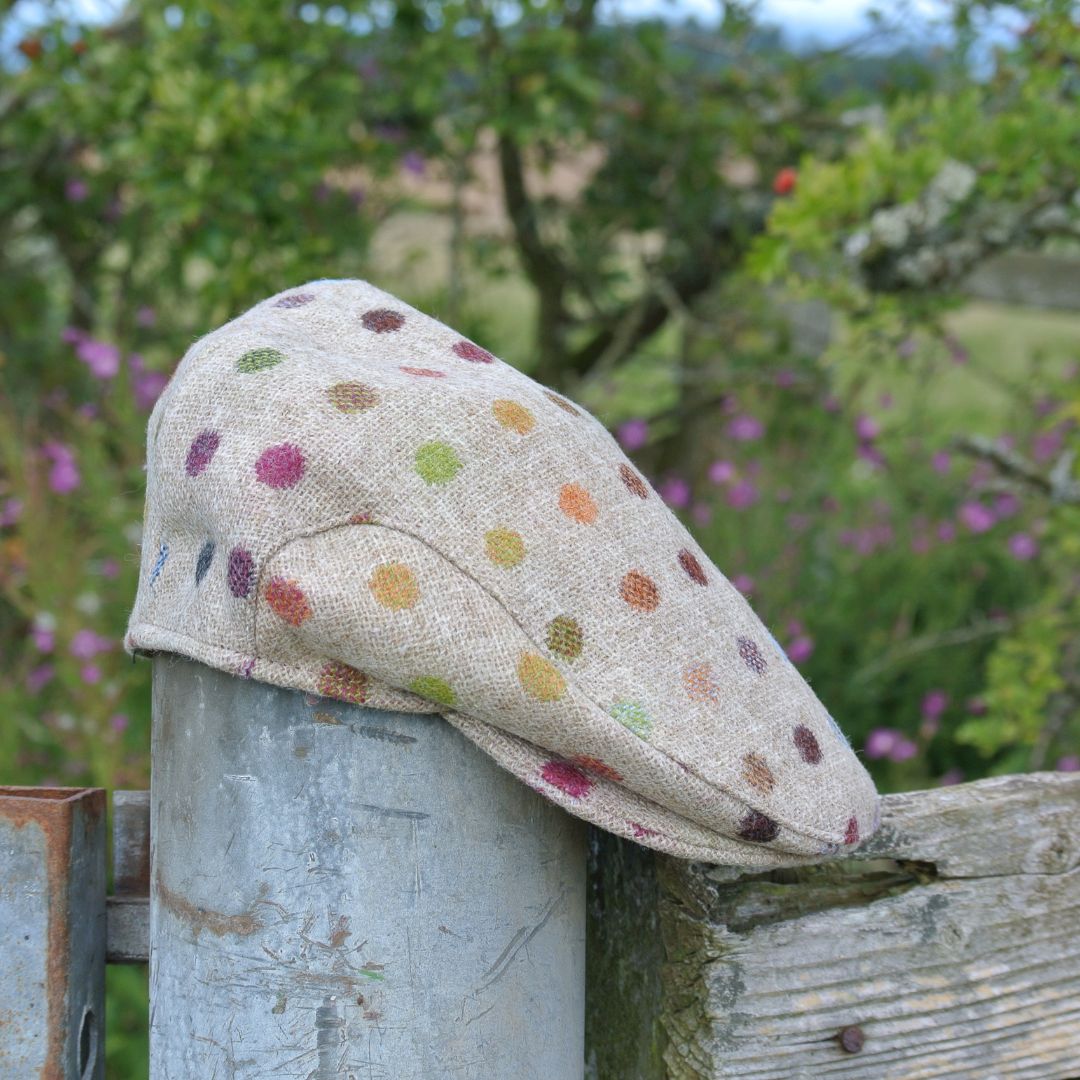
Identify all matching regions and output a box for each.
[620,570,660,612]
[492,399,536,434]
[737,636,768,675]
[742,752,776,794]
[683,662,719,703]
[737,810,779,843]
[619,463,649,499]
[570,754,623,783]
[678,549,708,586]
[844,815,860,845]
[327,381,379,413]
[559,483,598,524]
[545,390,580,416]
[793,724,822,764]
[452,340,495,364]
[361,308,405,333]
[546,615,584,660]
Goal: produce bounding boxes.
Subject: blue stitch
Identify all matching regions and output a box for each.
[150,542,169,586]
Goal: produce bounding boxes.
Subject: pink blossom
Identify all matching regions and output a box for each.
[726,479,759,510]
[731,573,755,596]
[727,414,764,441]
[937,768,965,786]
[77,403,98,420]
[821,394,841,413]
[911,534,932,555]
[401,150,426,176]
[787,636,815,664]
[61,326,87,345]
[937,521,956,543]
[26,664,54,692]
[959,501,995,534]
[931,451,951,474]
[65,178,89,202]
[889,736,918,762]
[865,728,899,759]
[707,460,735,485]
[80,663,102,685]
[775,369,797,388]
[110,713,129,733]
[70,629,113,660]
[1032,428,1064,463]
[921,690,949,721]
[658,476,691,509]
[1056,755,1080,772]
[42,442,81,494]
[75,338,121,379]
[136,306,157,327]
[691,502,713,526]
[853,412,879,440]
[98,558,121,579]
[1007,532,1038,560]
[132,370,169,410]
[993,492,1020,519]
[0,498,22,527]
[32,621,55,653]
[616,418,649,451]
[857,444,886,469]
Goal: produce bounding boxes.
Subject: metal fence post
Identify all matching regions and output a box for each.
[149,654,587,1078]
[0,786,106,1080]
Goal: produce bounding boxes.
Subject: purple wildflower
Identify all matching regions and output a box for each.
[708,460,735,485]
[616,418,649,451]
[1007,532,1039,560]
[959,501,995,534]
[727,414,764,442]
[658,476,691,509]
[726,479,758,510]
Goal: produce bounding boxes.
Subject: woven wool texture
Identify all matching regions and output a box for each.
[126,278,881,866]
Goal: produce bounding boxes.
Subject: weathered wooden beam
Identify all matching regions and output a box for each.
[105,897,148,965]
[652,772,1080,1079]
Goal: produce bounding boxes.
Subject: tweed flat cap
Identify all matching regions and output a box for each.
[126,279,880,866]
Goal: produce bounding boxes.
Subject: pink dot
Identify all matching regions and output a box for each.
[452,340,495,364]
[255,443,306,489]
[540,759,593,800]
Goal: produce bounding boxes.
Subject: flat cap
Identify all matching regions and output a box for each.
[126,279,880,865]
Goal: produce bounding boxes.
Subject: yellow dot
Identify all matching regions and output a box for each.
[492,399,536,435]
[485,527,525,567]
[518,653,566,702]
[368,562,419,610]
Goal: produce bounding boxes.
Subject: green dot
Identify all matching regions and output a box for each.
[415,441,462,485]
[410,676,457,707]
[236,347,287,373]
[611,700,652,739]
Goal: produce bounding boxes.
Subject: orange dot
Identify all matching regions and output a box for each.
[493,399,536,435]
[559,483,597,524]
[369,562,419,610]
[742,752,776,794]
[265,577,312,626]
[683,661,718,702]
[518,653,566,702]
[620,570,660,612]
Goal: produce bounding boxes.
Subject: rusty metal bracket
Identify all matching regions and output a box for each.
[0,786,106,1080]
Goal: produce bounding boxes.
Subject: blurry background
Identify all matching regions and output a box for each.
[2,0,1079,1071]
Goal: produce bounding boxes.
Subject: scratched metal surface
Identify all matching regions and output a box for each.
[0,786,106,1080]
[150,655,586,1079]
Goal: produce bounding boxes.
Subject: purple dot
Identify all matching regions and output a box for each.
[185,430,220,477]
[228,547,255,598]
[255,443,306,489]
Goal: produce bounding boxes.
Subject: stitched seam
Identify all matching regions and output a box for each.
[253,513,845,846]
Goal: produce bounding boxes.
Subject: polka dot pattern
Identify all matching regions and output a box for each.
[540,759,593,799]
[737,636,768,676]
[742,752,776,794]
[570,755,623,783]
[317,660,368,704]
[452,340,495,364]
[415,441,462,485]
[369,562,419,610]
[185,430,220,477]
[737,810,779,844]
[255,443,305,489]
[678,549,708,586]
[493,399,536,434]
[546,616,583,660]
[236,347,286,373]
[400,366,445,378]
[545,391,580,416]
[611,701,652,738]
[274,293,314,309]
[410,675,457,707]
[327,381,379,413]
[194,540,215,585]
[793,724,822,765]
[518,653,566,702]
[361,308,405,333]
[683,662,719,703]
[265,577,312,626]
[227,547,255,599]
[620,571,660,612]
[844,816,860,845]
[559,483,597,524]
[619,463,649,499]
[485,528,525,568]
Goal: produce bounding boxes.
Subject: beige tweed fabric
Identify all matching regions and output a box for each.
[125,278,880,866]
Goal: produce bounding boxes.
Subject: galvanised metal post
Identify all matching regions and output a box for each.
[0,786,106,1080]
[150,654,586,1079]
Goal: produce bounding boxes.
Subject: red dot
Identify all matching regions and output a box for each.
[793,724,822,764]
[844,815,860,845]
[737,810,779,843]
[678,549,708,585]
[452,340,495,364]
[185,430,220,477]
[540,759,593,800]
[400,366,446,378]
[361,308,405,333]
[255,443,306,489]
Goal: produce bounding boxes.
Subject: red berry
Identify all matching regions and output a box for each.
[18,38,43,61]
[773,167,797,196]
